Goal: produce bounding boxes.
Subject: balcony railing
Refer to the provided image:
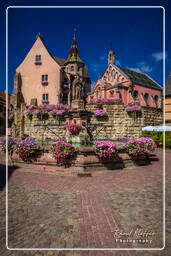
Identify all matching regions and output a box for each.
[35,61,42,65]
[41,81,48,86]
[42,100,49,104]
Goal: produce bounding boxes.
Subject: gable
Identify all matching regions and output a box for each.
[16,37,61,71]
[101,64,130,87]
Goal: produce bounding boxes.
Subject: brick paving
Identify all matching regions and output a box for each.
[0,149,170,256]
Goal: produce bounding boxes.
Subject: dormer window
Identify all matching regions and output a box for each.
[41,74,48,85]
[35,55,41,65]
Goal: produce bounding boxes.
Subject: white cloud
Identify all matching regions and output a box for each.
[99,56,105,61]
[137,61,153,73]
[151,52,166,62]
[126,61,153,74]
[126,67,142,73]
[115,60,121,66]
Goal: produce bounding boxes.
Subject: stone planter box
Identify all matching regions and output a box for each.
[11,150,152,170]
[129,154,149,166]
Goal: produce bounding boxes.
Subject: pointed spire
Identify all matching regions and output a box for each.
[73,27,76,40]
[65,29,84,65]
[108,43,115,65]
[36,32,43,41]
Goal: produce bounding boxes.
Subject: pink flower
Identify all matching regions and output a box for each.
[94,109,106,117]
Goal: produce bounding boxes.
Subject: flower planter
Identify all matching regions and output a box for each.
[130,155,148,166]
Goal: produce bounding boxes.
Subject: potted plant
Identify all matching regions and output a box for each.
[15,136,40,162]
[125,137,156,165]
[95,140,117,160]
[50,140,75,167]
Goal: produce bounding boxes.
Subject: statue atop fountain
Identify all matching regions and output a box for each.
[71,74,85,110]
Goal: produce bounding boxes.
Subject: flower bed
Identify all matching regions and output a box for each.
[94,109,107,117]
[50,141,75,166]
[67,123,82,136]
[95,140,117,160]
[88,98,121,104]
[15,137,40,162]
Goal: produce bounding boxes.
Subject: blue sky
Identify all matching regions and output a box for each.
[0,0,171,93]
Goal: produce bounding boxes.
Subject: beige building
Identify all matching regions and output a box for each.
[13,34,91,106]
[165,71,171,123]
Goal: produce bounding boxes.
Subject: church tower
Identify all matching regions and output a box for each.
[64,29,85,76]
[108,49,115,65]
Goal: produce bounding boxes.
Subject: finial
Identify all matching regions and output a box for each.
[109,41,113,50]
[36,32,43,40]
[73,27,77,40]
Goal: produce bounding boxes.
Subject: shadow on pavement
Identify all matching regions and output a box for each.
[0,164,19,191]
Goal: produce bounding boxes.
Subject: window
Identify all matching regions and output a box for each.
[110,91,114,98]
[154,95,159,106]
[35,55,41,64]
[63,91,68,102]
[132,90,138,100]
[42,93,49,103]
[144,93,149,105]
[71,65,74,72]
[41,74,48,85]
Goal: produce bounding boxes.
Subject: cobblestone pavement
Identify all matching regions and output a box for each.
[0,150,170,256]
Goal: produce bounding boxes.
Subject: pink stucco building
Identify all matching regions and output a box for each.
[87,50,162,108]
[13,33,162,109]
[14,34,91,106]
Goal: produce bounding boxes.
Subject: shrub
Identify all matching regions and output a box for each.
[95,140,117,159]
[50,141,75,165]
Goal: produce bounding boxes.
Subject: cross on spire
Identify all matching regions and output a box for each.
[73,27,77,40]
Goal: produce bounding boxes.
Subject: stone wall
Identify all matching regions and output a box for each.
[86,103,163,139]
[13,103,163,144]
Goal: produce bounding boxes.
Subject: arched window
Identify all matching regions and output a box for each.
[96,87,101,98]
[154,95,159,106]
[144,93,149,105]
[132,90,138,100]
[71,65,74,72]
[110,90,114,98]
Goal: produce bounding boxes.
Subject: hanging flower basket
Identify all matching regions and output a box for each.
[52,109,65,121]
[67,123,82,136]
[94,109,107,117]
[126,101,142,119]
